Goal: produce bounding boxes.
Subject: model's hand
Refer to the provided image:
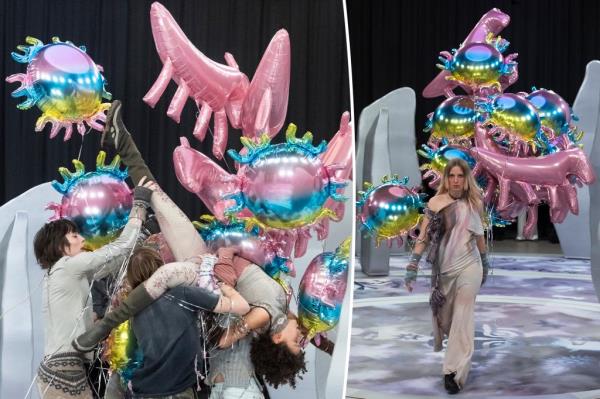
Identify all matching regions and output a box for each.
[480,252,490,286]
[405,269,417,293]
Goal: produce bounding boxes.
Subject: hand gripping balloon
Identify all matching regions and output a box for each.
[193,215,295,278]
[47,151,132,250]
[356,175,425,247]
[298,237,350,344]
[6,36,111,140]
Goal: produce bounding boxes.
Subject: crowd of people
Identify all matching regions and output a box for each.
[33,101,333,399]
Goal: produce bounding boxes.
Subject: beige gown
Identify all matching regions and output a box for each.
[426,199,484,388]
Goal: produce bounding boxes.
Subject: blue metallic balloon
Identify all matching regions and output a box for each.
[298,237,350,340]
[356,176,425,246]
[426,96,477,140]
[47,152,132,250]
[527,88,572,134]
[447,43,506,86]
[226,124,347,231]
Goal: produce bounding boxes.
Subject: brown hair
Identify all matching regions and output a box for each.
[437,158,483,214]
[127,247,164,288]
[33,219,79,269]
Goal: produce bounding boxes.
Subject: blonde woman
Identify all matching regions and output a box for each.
[405,158,489,394]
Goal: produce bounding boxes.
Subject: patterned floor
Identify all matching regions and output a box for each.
[348,255,600,399]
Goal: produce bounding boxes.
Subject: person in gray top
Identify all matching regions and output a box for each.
[33,178,155,399]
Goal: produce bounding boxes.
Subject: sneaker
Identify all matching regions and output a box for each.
[101,100,129,151]
[444,373,460,394]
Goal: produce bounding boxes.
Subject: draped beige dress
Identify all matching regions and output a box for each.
[426,199,484,388]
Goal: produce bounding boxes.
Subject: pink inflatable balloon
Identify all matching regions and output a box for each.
[321,112,353,220]
[423,8,511,98]
[240,29,291,139]
[143,2,249,159]
[172,137,238,220]
[471,146,595,187]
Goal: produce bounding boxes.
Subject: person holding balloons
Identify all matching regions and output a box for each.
[32,176,155,399]
[404,158,489,395]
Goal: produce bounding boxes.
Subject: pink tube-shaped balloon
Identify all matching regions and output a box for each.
[470,146,596,187]
[172,137,238,220]
[241,29,291,139]
[145,2,250,158]
[321,112,352,220]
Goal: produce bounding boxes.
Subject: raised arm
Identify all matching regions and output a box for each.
[150,188,208,262]
[68,180,155,279]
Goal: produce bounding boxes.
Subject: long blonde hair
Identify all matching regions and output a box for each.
[437,158,483,214]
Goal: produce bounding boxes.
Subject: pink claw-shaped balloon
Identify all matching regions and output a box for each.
[240,29,291,139]
[144,2,250,159]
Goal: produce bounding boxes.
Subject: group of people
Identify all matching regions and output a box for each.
[33,101,332,399]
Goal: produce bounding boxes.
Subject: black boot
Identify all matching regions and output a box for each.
[72,284,155,352]
[444,372,460,394]
[100,100,157,184]
[101,100,129,151]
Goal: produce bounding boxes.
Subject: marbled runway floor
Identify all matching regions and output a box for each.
[348,255,600,399]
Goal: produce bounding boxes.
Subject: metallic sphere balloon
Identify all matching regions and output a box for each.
[226,124,347,231]
[487,93,541,143]
[47,152,132,250]
[427,96,477,140]
[527,88,572,134]
[6,37,111,140]
[356,176,425,246]
[298,237,350,341]
[448,43,504,87]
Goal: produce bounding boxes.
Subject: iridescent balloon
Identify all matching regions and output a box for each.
[487,93,541,142]
[194,215,293,278]
[447,43,504,86]
[356,176,425,246]
[427,96,477,140]
[104,320,143,384]
[226,124,347,230]
[526,88,572,134]
[298,237,350,341]
[6,36,111,140]
[47,151,132,250]
[418,143,476,189]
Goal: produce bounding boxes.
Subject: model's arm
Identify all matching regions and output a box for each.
[404,214,430,292]
[218,306,270,348]
[68,204,145,279]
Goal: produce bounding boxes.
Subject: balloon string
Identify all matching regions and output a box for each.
[77,127,92,161]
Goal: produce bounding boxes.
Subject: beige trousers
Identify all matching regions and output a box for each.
[432,261,482,388]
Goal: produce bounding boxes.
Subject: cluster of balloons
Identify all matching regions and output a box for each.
[8,1,352,370]
[46,151,132,250]
[420,8,596,237]
[356,176,425,247]
[6,36,112,140]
